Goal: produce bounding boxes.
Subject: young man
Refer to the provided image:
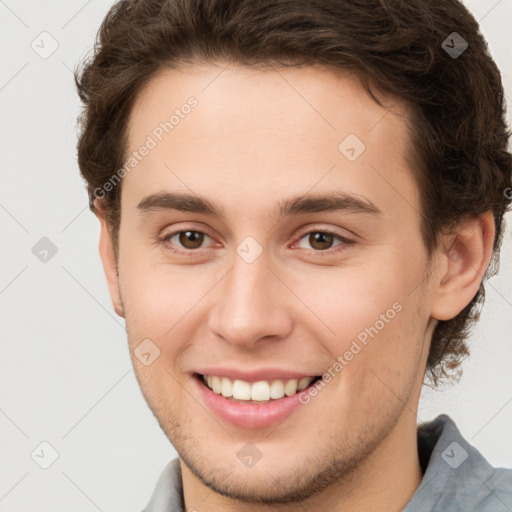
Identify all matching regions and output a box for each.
[75,0,512,510]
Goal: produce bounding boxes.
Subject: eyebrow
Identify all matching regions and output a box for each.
[137,190,382,220]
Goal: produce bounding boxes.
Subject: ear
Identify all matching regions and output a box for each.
[93,199,125,318]
[430,211,495,321]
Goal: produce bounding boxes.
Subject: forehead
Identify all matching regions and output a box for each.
[123,62,419,223]
[128,62,410,146]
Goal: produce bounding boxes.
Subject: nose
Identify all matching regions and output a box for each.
[207,248,293,348]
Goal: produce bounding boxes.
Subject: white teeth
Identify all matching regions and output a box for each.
[221,377,233,397]
[233,380,251,400]
[269,380,285,399]
[202,375,316,402]
[284,379,298,396]
[211,375,221,394]
[297,376,314,391]
[251,381,271,401]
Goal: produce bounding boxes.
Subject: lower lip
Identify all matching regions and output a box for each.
[193,375,309,429]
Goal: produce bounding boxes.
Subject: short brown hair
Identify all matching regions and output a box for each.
[75,0,512,386]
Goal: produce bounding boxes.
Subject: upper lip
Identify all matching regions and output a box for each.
[194,367,320,383]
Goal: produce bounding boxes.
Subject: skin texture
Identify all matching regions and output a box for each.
[95,62,495,511]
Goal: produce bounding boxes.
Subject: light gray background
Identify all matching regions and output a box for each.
[1,1,511,510]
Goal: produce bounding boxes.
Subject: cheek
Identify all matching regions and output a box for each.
[294,262,405,340]
[298,256,426,382]
[122,265,198,406]
[119,259,206,337]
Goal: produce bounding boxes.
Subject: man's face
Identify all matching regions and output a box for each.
[110,63,438,502]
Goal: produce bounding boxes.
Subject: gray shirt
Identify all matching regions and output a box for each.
[142,414,512,511]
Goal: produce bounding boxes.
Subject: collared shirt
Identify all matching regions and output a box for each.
[142,414,512,511]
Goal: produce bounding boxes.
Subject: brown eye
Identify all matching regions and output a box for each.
[177,231,205,249]
[307,232,335,250]
[301,231,339,251]
[295,230,354,255]
[161,229,212,253]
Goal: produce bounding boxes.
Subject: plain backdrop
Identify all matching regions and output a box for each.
[1,0,511,510]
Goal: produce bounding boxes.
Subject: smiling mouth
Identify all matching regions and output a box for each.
[195,373,322,404]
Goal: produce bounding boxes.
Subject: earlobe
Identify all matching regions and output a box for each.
[430,212,495,321]
[93,199,125,318]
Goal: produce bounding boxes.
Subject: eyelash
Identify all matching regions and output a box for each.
[158,227,355,257]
